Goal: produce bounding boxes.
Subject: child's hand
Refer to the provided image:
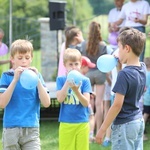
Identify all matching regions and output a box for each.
[14,66,24,81]
[28,66,38,74]
[67,79,81,92]
[67,79,76,88]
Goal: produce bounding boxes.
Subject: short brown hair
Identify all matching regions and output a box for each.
[118,27,146,57]
[10,39,33,57]
[63,48,81,64]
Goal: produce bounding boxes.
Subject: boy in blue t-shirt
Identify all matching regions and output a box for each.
[96,27,146,150]
[56,48,92,150]
[0,39,50,150]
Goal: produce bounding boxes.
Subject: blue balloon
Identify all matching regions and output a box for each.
[97,54,118,73]
[20,69,38,89]
[67,70,83,85]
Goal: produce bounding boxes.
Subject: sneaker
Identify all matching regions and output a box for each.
[89,136,95,143]
[102,140,111,147]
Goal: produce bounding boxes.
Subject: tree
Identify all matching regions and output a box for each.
[88,0,114,15]
[0,0,93,48]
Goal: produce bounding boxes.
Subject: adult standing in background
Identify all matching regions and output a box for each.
[81,21,107,134]
[113,0,150,61]
[108,0,125,50]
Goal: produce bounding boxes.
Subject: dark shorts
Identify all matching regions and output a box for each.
[143,105,150,114]
[86,69,106,86]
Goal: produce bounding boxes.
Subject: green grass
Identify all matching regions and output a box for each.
[0,121,150,150]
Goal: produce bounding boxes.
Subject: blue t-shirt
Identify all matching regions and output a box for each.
[56,76,92,123]
[112,62,146,125]
[0,69,48,128]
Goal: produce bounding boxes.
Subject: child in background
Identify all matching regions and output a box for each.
[0,39,50,150]
[96,27,146,150]
[102,73,112,147]
[58,26,84,76]
[80,56,96,142]
[143,57,150,141]
[56,48,92,150]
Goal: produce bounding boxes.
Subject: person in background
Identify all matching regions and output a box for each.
[113,0,150,61]
[58,26,84,77]
[0,39,51,150]
[81,21,107,134]
[0,28,10,65]
[80,56,96,143]
[56,48,92,150]
[102,72,112,147]
[96,27,146,150]
[143,57,150,141]
[108,0,125,50]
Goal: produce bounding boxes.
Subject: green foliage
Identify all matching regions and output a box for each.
[66,0,93,26]
[88,0,114,15]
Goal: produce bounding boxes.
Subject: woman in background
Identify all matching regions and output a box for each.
[81,21,107,134]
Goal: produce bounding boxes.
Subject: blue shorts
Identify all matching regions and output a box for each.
[111,118,144,150]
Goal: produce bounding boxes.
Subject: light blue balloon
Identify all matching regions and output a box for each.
[20,69,38,89]
[67,70,83,85]
[97,54,118,73]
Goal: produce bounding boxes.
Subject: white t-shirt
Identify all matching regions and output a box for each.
[108,8,124,49]
[108,8,124,27]
[119,0,150,27]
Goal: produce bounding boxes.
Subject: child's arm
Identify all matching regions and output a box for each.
[96,92,124,144]
[73,88,90,107]
[37,81,51,108]
[0,67,23,108]
[57,81,70,103]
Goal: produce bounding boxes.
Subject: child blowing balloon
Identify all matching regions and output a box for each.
[0,39,51,150]
[56,48,92,150]
[96,27,146,150]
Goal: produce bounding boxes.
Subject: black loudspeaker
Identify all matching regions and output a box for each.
[49,1,66,30]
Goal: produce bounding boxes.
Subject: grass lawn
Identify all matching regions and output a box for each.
[0,120,150,150]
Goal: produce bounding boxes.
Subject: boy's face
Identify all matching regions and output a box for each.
[11,51,32,69]
[118,42,127,64]
[64,60,81,73]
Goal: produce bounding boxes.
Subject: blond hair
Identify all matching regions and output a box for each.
[63,48,81,64]
[10,39,33,57]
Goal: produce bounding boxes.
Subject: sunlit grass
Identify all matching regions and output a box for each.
[0,121,150,150]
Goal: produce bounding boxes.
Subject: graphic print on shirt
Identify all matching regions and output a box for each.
[128,9,141,22]
[64,88,80,105]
